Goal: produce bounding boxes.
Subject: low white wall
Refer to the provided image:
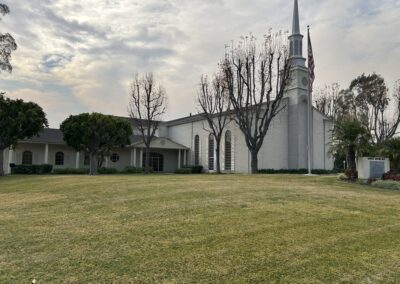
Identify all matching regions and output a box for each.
[357,157,390,179]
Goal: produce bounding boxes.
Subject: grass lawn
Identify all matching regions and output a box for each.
[1,174,400,283]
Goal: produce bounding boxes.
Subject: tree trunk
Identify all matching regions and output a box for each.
[215,139,221,174]
[144,146,151,174]
[0,148,5,176]
[250,150,258,174]
[89,153,98,175]
[346,148,357,181]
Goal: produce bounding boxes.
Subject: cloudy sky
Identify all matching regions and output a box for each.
[1,0,400,127]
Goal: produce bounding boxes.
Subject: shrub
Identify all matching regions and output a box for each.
[175,168,192,174]
[12,164,53,175]
[382,171,400,181]
[338,174,348,181]
[181,165,203,174]
[121,166,144,174]
[258,169,337,175]
[371,180,400,191]
[98,167,119,174]
[53,168,90,175]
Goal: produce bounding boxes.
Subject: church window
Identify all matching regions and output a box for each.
[22,151,33,165]
[290,41,294,56]
[299,41,302,56]
[55,152,64,165]
[225,131,232,171]
[110,153,120,163]
[294,40,299,56]
[208,134,214,171]
[194,135,200,165]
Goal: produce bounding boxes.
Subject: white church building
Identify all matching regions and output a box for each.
[2,0,334,174]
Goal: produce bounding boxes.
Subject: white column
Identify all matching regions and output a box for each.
[133,148,136,166]
[183,150,187,167]
[178,149,181,169]
[44,144,49,164]
[105,157,109,168]
[140,148,143,168]
[75,152,80,169]
[7,148,14,174]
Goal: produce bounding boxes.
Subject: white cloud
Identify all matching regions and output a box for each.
[0,0,399,127]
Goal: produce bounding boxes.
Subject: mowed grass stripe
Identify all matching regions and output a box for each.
[1,174,400,283]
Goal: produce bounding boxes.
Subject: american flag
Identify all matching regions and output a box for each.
[308,27,315,90]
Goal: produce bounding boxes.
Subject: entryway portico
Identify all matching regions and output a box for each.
[130,137,189,172]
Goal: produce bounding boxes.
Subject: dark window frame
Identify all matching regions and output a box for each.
[22,151,33,165]
[208,134,214,171]
[55,152,64,166]
[225,130,232,171]
[194,135,200,166]
[110,153,120,163]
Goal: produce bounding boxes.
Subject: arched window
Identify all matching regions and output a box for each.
[194,135,200,165]
[225,131,232,171]
[22,151,33,165]
[208,134,214,171]
[55,152,64,165]
[110,153,119,163]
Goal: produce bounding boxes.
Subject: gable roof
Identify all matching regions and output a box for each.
[131,137,188,150]
[19,128,144,145]
[21,128,65,145]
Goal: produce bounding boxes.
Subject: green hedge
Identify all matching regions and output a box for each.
[121,166,144,174]
[181,165,203,174]
[53,168,89,175]
[12,164,53,175]
[175,168,192,174]
[98,167,119,174]
[258,169,337,175]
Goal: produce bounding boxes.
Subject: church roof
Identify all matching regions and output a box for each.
[19,128,144,146]
[131,137,188,150]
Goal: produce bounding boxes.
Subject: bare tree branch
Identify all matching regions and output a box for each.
[221,32,292,173]
[197,74,231,173]
[129,73,167,173]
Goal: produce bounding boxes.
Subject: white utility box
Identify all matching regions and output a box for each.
[357,157,390,180]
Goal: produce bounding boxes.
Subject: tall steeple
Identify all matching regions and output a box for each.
[292,0,300,34]
[289,0,306,67]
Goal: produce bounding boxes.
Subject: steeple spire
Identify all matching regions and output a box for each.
[288,0,306,67]
[292,0,300,34]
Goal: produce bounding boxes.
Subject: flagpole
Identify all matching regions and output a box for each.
[307,25,312,175]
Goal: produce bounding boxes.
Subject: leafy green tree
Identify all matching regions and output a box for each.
[329,117,372,180]
[0,94,48,176]
[380,137,400,171]
[60,113,132,175]
[0,3,17,73]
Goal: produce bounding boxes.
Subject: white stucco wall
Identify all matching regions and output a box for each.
[312,110,334,170]
[166,107,290,173]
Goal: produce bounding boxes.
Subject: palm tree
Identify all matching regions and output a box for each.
[330,117,371,180]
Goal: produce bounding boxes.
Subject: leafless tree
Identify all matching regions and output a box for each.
[197,74,231,173]
[314,83,341,121]
[349,74,400,143]
[0,3,17,74]
[129,73,167,173]
[221,33,292,174]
